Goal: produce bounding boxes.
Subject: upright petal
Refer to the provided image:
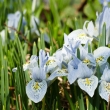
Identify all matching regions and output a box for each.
[39,49,48,68]
[26,80,47,103]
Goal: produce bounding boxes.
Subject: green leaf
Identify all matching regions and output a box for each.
[49,0,60,26]
[64,88,75,110]
[84,3,96,19]
[32,42,37,55]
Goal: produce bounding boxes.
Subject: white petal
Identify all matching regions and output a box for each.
[99,81,110,102]
[94,47,110,66]
[87,21,95,37]
[26,80,47,103]
[67,29,93,44]
[77,75,98,97]
[48,68,68,80]
[12,67,17,72]
[23,63,29,71]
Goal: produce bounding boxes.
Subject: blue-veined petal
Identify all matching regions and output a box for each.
[26,80,47,103]
[48,68,68,80]
[78,75,98,97]
[99,81,110,102]
[94,47,110,66]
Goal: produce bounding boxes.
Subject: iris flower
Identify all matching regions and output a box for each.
[12,55,38,72]
[68,56,98,97]
[26,49,48,103]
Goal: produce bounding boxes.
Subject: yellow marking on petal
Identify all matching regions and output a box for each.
[63,69,68,73]
[105,83,110,92]
[83,59,90,64]
[78,33,86,39]
[46,60,56,65]
[84,78,91,85]
[96,56,104,63]
[33,82,39,90]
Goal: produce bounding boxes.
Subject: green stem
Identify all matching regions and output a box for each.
[41,97,45,110]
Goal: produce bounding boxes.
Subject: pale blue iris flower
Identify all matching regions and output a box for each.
[7,11,26,39]
[26,49,49,103]
[99,65,110,102]
[96,7,110,44]
[68,56,98,97]
[93,46,110,66]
